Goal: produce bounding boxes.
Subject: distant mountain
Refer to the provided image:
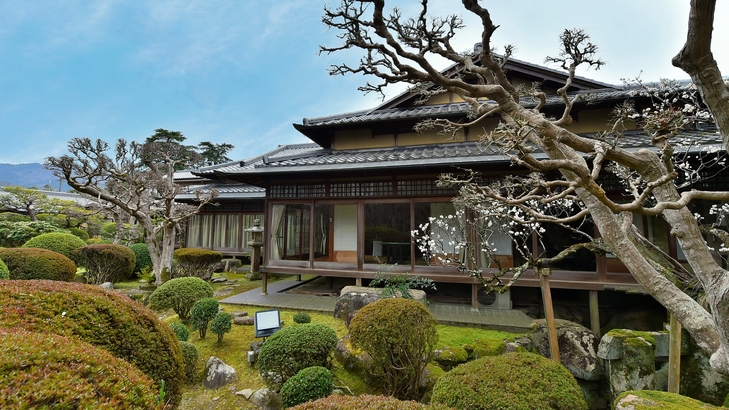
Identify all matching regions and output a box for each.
[0,163,70,191]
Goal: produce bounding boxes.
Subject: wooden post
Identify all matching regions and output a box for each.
[668,313,682,393]
[589,290,601,338]
[261,270,268,295]
[540,267,560,363]
[355,277,362,286]
[472,283,479,310]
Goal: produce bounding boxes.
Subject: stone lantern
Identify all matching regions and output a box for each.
[245,218,264,275]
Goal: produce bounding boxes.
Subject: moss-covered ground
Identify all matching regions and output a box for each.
[117,270,529,409]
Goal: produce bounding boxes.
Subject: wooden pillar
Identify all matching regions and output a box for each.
[589,290,601,338]
[261,271,268,295]
[355,277,362,286]
[471,283,479,310]
[668,313,682,393]
[296,275,302,281]
[540,268,560,363]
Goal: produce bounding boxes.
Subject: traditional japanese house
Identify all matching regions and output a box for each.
[189,57,724,312]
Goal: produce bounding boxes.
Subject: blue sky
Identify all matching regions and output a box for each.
[0,0,727,165]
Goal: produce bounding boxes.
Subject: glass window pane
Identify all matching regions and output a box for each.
[365,203,411,265]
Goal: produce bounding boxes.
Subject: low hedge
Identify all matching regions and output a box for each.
[0,280,185,408]
[69,227,90,241]
[130,242,153,273]
[179,341,200,383]
[258,323,338,389]
[0,328,162,409]
[431,352,587,410]
[75,243,136,284]
[22,232,87,265]
[289,394,452,410]
[173,247,223,280]
[0,247,76,281]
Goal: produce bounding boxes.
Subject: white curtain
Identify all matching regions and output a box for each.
[214,214,239,249]
[188,214,212,248]
[271,205,285,260]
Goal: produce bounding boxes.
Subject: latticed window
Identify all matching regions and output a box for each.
[270,184,325,198]
[397,179,458,196]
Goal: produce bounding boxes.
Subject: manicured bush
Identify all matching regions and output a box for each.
[130,242,153,273]
[173,247,223,280]
[0,328,162,409]
[69,227,90,241]
[210,312,232,344]
[281,366,333,408]
[170,322,190,342]
[0,220,62,247]
[190,297,220,339]
[0,280,185,408]
[289,394,452,410]
[349,298,438,400]
[431,352,587,410]
[179,341,200,383]
[294,312,312,324]
[148,276,214,322]
[258,323,338,389]
[22,232,87,265]
[0,247,76,281]
[75,244,136,284]
[0,259,8,279]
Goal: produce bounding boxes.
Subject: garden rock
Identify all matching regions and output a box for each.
[433,345,469,370]
[231,311,249,317]
[334,286,427,320]
[211,277,227,283]
[333,335,374,382]
[100,282,114,289]
[203,356,238,389]
[530,319,604,381]
[234,316,255,325]
[249,388,282,410]
[245,271,262,280]
[235,389,255,399]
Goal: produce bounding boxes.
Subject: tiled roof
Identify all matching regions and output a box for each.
[200,125,723,178]
[176,183,265,200]
[300,88,637,128]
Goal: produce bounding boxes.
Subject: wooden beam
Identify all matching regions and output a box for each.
[589,290,601,338]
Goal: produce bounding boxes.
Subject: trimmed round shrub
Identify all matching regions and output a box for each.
[258,323,338,389]
[0,280,185,408]
[349,298,438,400]
[69,227,90,241]
[22,232,87,265]
[294,312,312,324]
[179,341,200,383]
[281,366,333,408]
[173,247,223,280]
[0,328,162,409]
[190,297,220,339]
[75,244,136,284]
[0,247,76,281]
[148,276,214,322]
[170,322,190,342]
[0,259,8,279]
[289,394,452,409]
[210,312,232,344]
[130,242,153,273]
[431,352,587,410]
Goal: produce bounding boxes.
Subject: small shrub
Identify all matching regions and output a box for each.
[294,312,312,324]
[0,220,62,247]
[431,352,587,410]
[349,298,438,400]
[0,328,162,409]
[210,312,232,344]
[289,394,452,410]
[190,297,219,339]
[69,227,90,241]
[0,247,76,281]
[179,341,200,383]
[170,322,190,342]
[258,323,338,389]
[148,277,214,322]
[0,280,185,408]
[22,232,87,265]
[369,269,436,301]
[130,243,153,274]
[173,248,223,280]
[0,259,8,280]
[75,244,136,284]
[280,366,333,408]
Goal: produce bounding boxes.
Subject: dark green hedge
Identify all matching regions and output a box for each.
[0,280,185,408]
[280,366,333,408]
[75,243,136,284]
[22,232,87,265]
[173,247,223,280]
[148,276,214,322]
[0,247,76,281]
[130,242,153,273]
[0,328,162,409]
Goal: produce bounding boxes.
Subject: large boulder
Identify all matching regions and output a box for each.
[203,356,238,389]
[614,390,720,410]
[249,388,282,410]
[530,319,605,381]
[333,285,426,320]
